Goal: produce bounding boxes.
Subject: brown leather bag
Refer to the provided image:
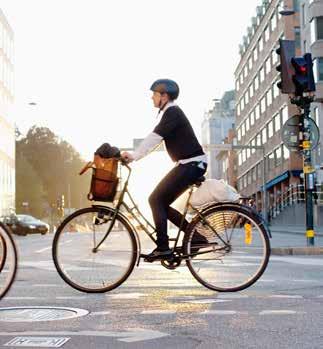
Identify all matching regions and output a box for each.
[80,155,119,202]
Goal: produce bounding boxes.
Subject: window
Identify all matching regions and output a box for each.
[241,122,245,137]
[238,152,242,166]
[254,75,259,91]
[237,103,241,116]
[268,120,273,138]
[272,49,278,65]
[256,133,262,146]
[247,171,252,185]
[255,104,260,120]
[253,47,258,61]
[241,97,245,111]
[259,37,263,52]
[260,66,265,82]
[249,84,254,98]
[246,116,250,131]
[314,57,323,81]
[251,138,256,154]
[245,91,249,105]
[247,148,250,159]
[265,56,271,75]
[244,65,248,78]
[242,149,246,162]
[266,89,272,106]
[268,152,275,170]
[257,163,262,179]
[252,167,257,181]
[302,3,306,28]
[264,26,270,42]
[250,110,255,126]
[274,113,281,131]
[240,73,243,84]
[237,128,241,141]
[294,27,301,49]
[283,145,290,160]
[273,81,280,98]
[235,79,239,91]
[310,18,316,44]
[275,147,282,165]
[271,12,277,31]
[317,17,323,40]
[248,56,253,70]
[262,127,267,144]
[282,105,288,124]
[293,0,300,12]
[261,96,266,114]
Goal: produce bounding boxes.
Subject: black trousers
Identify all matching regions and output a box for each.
[148,162,207,249]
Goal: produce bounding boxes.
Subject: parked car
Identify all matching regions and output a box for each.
[1,214,49,236]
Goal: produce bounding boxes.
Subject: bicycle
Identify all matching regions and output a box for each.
[52,158,271,293]
[0,221,18,299]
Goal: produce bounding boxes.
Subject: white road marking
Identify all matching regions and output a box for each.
[202,310,238,315]
[258,279,275,283]
[55,297,87,300]
[0,329,169,343]
[183,299,232,304]
[35,240,72,254]
[259,310,300,315]
[141,310,176,314]
[32,284,61,287]
[4,297,37,300]
[106,293,145,299]
[293,279,319,283]
[90,311,111,316]
[217,294,249,299]
[269,295,303,299]
[271,256,323,266]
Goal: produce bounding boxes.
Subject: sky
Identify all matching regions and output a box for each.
[1,0,261,160]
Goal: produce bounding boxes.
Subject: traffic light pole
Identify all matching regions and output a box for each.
[292,96,315,246]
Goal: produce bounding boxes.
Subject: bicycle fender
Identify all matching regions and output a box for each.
[191,202,272,239]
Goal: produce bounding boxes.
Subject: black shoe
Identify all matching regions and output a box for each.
[144,248,173,262]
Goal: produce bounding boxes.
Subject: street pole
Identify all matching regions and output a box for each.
[262,147,267,222]
[301,100,315,246]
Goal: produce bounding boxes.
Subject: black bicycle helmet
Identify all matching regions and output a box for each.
[150,79,179,100]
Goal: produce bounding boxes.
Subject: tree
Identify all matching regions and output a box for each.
[16,126,90,216]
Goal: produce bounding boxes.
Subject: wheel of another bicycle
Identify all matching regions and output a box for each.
[184,204,270,292]
[0,223,18,300]
[52,206,138,293]
[0,232,7,273]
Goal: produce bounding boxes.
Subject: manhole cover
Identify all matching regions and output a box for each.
[0,306,89,322]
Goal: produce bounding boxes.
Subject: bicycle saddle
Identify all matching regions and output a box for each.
[193,176,206,186]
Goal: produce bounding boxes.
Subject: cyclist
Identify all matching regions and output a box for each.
[121,79,207,260]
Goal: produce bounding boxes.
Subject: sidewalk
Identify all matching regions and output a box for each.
[269,224,323,255]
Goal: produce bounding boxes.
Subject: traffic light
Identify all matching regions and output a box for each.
[276,39,295,94]
[291,53,316,96]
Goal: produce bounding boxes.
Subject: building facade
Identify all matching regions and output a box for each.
[0,9,14,216]
[201,90,235,179]
[300,0,323,178]
[234,0,302,211]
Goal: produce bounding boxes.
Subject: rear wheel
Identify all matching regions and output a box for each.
[184,204,270,292]
[52,206,138,293]
[0,223,18,299]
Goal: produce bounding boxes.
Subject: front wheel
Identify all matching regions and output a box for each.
[52,206,138,293]
[184,204,270,292]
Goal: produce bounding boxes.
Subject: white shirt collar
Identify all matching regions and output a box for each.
[158,101,177,119]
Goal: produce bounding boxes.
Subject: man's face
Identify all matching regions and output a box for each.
[151,91,168,108]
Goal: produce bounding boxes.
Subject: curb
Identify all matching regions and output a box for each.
[270,229,323,237]
[271,247,323,256]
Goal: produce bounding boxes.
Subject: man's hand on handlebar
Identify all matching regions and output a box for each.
[121,151,134,163]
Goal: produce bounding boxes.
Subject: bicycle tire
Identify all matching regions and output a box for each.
[52,206,138,293]
[184,203,270,292]
[0,222,18,300]
[0,232,7,273]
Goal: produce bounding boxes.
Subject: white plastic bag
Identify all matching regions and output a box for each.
[171,179,240,213]
[191,179,240,207]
